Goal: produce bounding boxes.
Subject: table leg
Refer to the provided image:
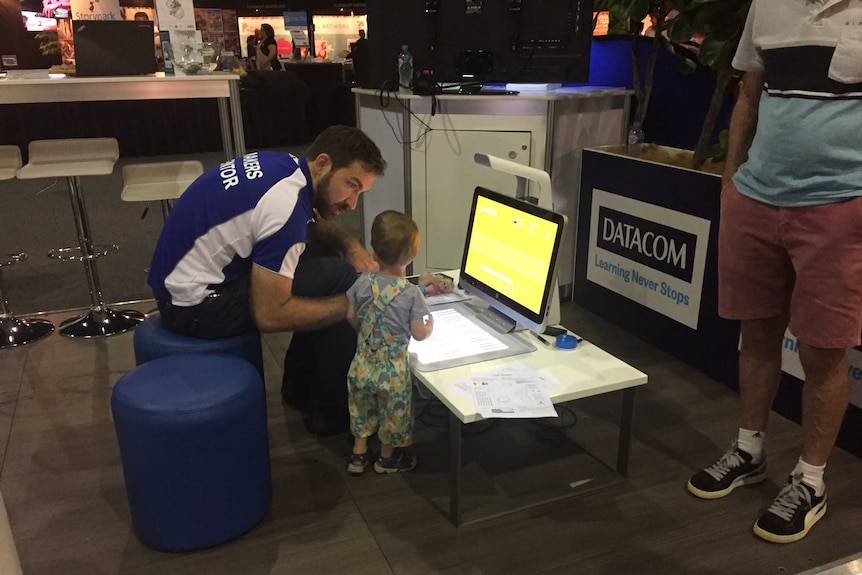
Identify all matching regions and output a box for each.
[449,411,463,526]
[616,388,636,477]
[228,80,246,157]
[217,97,234,161]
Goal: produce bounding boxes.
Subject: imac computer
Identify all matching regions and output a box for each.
[409,186,567,372]
[459,187,567,334]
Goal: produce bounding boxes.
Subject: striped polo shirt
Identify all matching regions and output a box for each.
[732,0,862,206]
[147,151,315,307]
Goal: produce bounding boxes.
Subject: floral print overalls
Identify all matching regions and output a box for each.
[347,273,413,447]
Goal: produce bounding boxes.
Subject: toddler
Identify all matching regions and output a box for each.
[345,210,434,475]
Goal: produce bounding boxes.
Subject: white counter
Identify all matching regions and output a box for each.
[0,69,245,160]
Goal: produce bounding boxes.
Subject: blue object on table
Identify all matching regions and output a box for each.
[556,334,578,350]
[111,353,272,551]
[133,312,263,377]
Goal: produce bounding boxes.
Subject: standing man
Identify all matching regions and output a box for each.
[686,0,862,543]
[148,125,386,434]
[346,29,370,85]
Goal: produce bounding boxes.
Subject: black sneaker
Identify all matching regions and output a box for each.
[687,442,767,499]
[347,449,375,476]
[374,448,417,474]
[753,473,827,543]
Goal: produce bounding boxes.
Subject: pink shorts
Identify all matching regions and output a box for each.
[718,182,862,349]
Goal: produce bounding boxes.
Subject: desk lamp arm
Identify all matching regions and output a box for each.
[473,153,553,210]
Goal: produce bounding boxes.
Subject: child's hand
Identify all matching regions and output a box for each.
[411,313,434,341]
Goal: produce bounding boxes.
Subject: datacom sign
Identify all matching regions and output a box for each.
[587,189,711,329]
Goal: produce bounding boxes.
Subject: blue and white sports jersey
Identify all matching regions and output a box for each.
[148,151,315,307]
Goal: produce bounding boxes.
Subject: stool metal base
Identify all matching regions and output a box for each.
[60,308,145,338]
[48,244,119,261]
[0,316,55,349]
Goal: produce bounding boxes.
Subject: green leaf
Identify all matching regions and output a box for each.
[667,16,699,43]
[705,143,725,160]
[718,129,730,150]
[696,35,725,67]
[673,53,698,74]
[623,0,652,20]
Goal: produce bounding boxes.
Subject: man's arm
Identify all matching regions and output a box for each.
[308,217,378,272]
[249,264,348,332]
[722,71,765,187]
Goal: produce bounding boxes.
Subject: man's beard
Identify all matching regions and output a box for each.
[313,172,350,219]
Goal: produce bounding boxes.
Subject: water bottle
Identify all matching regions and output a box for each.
[627,121,645,156]
[397,44,413,93]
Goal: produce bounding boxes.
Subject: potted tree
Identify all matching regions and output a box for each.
[573,0,752,385]
[593,0,681,133]
[667,0,752,169]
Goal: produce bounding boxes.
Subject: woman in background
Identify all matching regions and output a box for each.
[256,23,281,71]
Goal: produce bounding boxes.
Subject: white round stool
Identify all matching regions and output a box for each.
[16,138,144,338]
[1,145,55,348]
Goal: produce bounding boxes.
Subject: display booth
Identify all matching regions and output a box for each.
[574,146,737,384]
[574,146,862,458]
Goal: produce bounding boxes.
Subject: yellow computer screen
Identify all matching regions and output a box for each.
[463,192,561,315]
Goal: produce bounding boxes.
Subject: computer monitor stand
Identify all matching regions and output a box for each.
[474,307,518,334]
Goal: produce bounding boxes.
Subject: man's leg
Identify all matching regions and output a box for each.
[687,316,786,499]
[157,275,256,340]
[751,343,844,543]
[688,184,793,499]
[282,243,358,434]
[798,344,849,467]
[751,194,862,543]
[738,315,789,433]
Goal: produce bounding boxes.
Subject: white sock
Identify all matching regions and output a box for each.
[737,428,765,463]
[794,458,826,497]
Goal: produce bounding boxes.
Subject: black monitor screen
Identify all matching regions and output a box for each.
[366,0,593,89]
[73,20,157,77]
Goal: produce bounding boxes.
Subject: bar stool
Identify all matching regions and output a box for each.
[0,145,54,348]
[16,138,144,338]
[121,160,203,220]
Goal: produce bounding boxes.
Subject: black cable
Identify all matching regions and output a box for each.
[530,402,578,430]
[374,81,434,146]
[414,395,497,436]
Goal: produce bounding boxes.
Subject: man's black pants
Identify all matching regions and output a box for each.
[157,243,358,435]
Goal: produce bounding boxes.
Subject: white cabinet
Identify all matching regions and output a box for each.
[355,87,631,292]
[424,129,531,270]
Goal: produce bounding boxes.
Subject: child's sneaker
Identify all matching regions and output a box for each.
[374,448,417,474]
[347,449,375,476]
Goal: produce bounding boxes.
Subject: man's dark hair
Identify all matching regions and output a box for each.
[305,125,386,176]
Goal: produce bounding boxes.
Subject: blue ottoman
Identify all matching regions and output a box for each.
[133,313,263,377]
[111,353,272,551]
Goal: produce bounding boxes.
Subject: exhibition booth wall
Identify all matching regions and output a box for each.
[575,147,862,459]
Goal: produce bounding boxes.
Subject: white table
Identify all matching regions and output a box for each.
[412,296,648,526]
[0,70,245,160]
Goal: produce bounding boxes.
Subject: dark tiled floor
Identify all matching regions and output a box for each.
[2,300,862,574]
[2,144,861,574]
